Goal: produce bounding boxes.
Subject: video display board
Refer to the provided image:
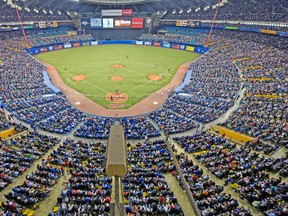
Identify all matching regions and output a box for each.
[103,18,114,28]
[115,19,131,27]
[90,18,102,28]
[132,18,144,28]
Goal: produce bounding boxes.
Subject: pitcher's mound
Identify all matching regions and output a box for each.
[111,64,124,69]
[148,74,162,81]
[106,92,128,103]
[111,76,123,81]
[72,74,86,81]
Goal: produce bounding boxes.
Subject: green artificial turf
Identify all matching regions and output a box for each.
[36,45,199,108]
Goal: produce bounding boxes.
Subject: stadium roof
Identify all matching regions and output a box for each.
[12,0,223,13]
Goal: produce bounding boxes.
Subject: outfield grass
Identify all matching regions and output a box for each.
[36,45,199,108]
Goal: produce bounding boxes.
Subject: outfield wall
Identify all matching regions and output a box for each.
[27,39,209,55]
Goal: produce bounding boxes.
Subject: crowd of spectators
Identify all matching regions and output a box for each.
[0,3,70,23]
[174,131,224,154]
[74,116,160,139]
[210,31,288,150]
[164,0,288,22]
[37,107,87,134]
[195,139,288,215]
[139,32,206,46]
[224,97,287,151]
[123,140,184,215]
[0,132,59,192]
[0,109,9,132]
[28,34,95,47]
[49,139,112,215]
[149,107,197,134]
[173,149,252,215]
[120,117,161,139]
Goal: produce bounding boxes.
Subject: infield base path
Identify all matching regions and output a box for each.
[41,60,195,117]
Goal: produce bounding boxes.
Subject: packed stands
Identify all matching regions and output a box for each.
[124,140,184,215]
[164,0,288,22]
[149,107,197,134]
[0,132,59,192]
[195,138,288,215]
[49,140,112,215]
[174,150,252,215]
[0,3,70,23]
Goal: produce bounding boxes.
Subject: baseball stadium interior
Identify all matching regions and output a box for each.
[0,0,287,215]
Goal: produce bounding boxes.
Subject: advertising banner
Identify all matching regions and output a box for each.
[278,31,288,37]
[144,41,152,46]
[153,42,161,46]
[40,47,48,52]
[48,46,54,51]
[52,21,58,28]
[122,9,132,16]
[64,43,72,48]
[136,41,143,45]
[90,18,102,28]
[101,9,122,17]
[180,45,186,50]
[261,29,277,35]
[82,42,89,46]
[103,18,114,28]
[115,19,131,27]
[73,43,81,47]
[90,41,98,46]
[172,44,180,49]
[186,46,195,52]
[54,45,63,50]
[132,18,144,28]
[176,20,197,27]
[162,43,171,48]
[38,22,46,28]
[81,18,91,28]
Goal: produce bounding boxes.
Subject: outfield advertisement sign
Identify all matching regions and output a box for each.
[90,41,98,46]
[27,40,209,55]
[64,43,72,48]
[162,43,171,48]
[54,45,63,50]
[153,42,161,47]
[172,44,180,49]
[144,41,152,46]
[186,46,195,52]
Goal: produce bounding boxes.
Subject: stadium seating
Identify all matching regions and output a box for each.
[194,135,288,215]
[0,2,287,214]
[123,140,184,215]
[49,140,112,215]
[0,4,70,23]
[0,132,59,192]
[164,0,288,22]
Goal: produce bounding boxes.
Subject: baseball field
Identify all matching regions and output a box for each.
[36,45,199,109]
